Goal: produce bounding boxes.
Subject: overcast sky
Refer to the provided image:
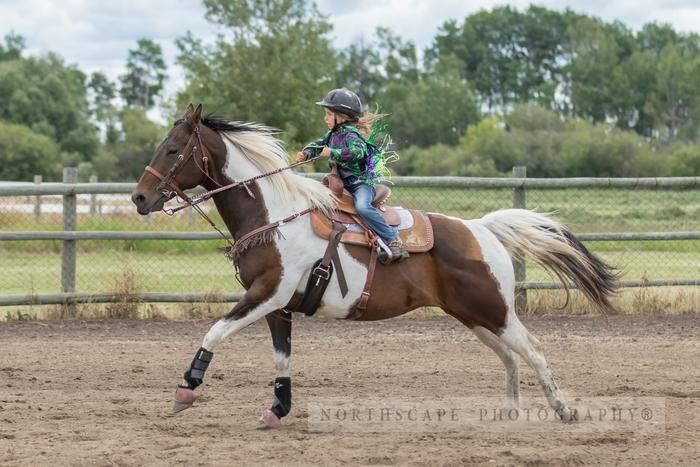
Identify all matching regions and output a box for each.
[2,0,699,102]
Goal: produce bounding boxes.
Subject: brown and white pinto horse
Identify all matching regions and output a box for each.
[131,105,617,427]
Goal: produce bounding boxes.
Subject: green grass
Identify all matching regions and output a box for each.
[0,186,696,315]
[0,250,242,295]
[0,247,695,296]
[526,248,700,281]
[387,186,700,232]
[0,186,697,256]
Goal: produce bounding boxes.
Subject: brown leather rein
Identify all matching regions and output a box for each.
[144,122,321,251]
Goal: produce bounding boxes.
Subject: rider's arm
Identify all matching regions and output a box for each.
[302,131,331,158]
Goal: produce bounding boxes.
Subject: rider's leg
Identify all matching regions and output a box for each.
[349,183,409,262]
[348,183,398,245]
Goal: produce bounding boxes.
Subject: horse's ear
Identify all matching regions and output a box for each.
[183,103,194,117]
[188,103,203,126]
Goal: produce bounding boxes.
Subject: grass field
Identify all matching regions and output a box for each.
[1,248,698,296]
[0,185,697,317]
[0,246,697,320]
[3,186,699,231]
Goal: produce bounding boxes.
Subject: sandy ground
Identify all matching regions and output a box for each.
[0,313,699,466]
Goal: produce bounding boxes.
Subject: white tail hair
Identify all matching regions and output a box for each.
[478,209,618,312]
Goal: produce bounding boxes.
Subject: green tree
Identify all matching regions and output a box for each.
[337,39,384,104]
[375,27,419,83]
[336,27,417,104]
[97,108,166,181]
[459,116,523,173]
[668,144,700,175]
[559,120,654,177]
[119,38,166,109]
[426,6,571,110]
[645,43,700,139]
[0,32,25,61]
[398,143,498,177]
[88,71,119,143]
[454,104,667,177]
[176,0,336,146]
[561,17,636,125]
[431,6,524,110]
[0,52,98,160]
[0,120,61,180]
[637,23,680,54]
[422,5,700,143]
[376,66,480,148]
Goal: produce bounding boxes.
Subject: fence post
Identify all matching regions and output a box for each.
[89,175,98,216]
[62,167,78,317]
[33,175,42,223]
[512,166,527,313]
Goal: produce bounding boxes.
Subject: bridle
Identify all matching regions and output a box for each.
[145,118,218,204]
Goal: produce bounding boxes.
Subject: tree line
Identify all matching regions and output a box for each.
[0,1,698,181]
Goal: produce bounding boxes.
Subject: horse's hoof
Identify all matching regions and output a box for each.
[258,409,282,429]
[172,385,198,414]
[557,406,576,424]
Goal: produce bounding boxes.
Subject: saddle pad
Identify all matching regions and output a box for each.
[310,208,434,253]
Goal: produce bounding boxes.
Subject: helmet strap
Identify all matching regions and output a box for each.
[330,113,344,133]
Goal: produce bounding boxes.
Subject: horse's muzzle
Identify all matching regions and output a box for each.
[131,190,168,215]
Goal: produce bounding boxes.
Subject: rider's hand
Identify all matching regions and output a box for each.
[295,151,308,162]
[321,146,332,158]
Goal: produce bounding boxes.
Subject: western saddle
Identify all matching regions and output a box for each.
[299,170,433,318]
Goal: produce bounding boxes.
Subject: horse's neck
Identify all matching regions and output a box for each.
[207,138,305,241]
[210,184,268,241]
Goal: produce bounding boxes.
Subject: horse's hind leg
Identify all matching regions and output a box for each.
[471,326,520,409]
[446,309,521,410]
[499,314,574,421]
[259,310,293,429]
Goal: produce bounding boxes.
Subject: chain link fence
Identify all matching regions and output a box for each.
[0,169,697,314]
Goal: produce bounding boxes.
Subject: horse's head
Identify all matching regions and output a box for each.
[131,103,217,215]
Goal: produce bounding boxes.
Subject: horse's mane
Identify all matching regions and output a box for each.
[201,115,335,215]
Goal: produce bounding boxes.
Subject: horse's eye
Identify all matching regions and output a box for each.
[166,147,178,156]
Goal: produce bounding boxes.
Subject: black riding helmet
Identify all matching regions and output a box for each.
[316,88,363,119]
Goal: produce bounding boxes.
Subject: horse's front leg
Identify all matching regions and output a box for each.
[172,279,290,414]
[258,309,292,428]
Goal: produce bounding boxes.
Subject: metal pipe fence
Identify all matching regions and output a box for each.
[0,167,697,308]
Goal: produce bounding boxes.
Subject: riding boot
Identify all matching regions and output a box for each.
[388,238,409,263]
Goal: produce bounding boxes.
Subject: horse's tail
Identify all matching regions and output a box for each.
[478,209,619,313]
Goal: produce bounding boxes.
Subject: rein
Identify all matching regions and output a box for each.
[145,123,322,257]
[160,153,321,217]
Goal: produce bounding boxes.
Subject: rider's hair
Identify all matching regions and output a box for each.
[352,112,388,137]
[335,105,387,137]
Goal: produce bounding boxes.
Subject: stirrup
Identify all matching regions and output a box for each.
[376,239,393,265]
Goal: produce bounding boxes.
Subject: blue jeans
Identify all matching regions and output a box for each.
[346,183,398,244]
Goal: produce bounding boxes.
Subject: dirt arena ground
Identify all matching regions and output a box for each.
[1,312,698,466]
